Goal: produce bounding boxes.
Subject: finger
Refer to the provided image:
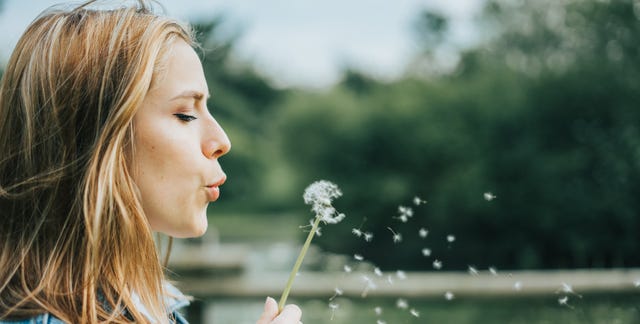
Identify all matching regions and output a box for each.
[256,297,278,324]
[271,304,302,324]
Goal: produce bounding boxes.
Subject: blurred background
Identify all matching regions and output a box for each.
[2,0,640,322]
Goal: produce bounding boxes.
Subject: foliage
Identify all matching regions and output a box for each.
[268,0,640,270]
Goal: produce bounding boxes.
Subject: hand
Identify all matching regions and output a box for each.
[256,297,302,324]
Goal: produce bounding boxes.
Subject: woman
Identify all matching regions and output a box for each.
[0,1,301,323]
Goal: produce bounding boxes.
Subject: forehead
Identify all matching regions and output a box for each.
[149,39,208,100]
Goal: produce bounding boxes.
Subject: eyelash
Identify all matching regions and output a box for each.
[174,113,197,122]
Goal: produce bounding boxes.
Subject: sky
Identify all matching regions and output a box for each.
[0,0,484,88]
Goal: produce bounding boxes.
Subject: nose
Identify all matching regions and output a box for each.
[203,117,231,159]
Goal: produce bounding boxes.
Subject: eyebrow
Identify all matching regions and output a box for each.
[170,90,210,102]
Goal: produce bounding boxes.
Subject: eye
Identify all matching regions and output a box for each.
[173,113,197,122]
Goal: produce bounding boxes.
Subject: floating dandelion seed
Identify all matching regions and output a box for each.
[468,266,478,276]
[421,248,432,257]
[514,281,523,291]
[361,275,377,298]
[433,259,442,270]
[376,320,387,324]
[413,196,426,205]
[374,307,383,315]
[354,254,364,261]
[329,287,343,301]
[396,299,409,309]
[279,180,344,311]
[444,291,455,300]
[409,308,420,317]
[447,235,456,243]
[329,302,339,320]
[396,270,407,280]
[484,192,497,201]
[396,206,414,223]
[374,267,383,277]
[344,265,352,273]
[352,228,363,237]
[387,227,402,243]
[363,232,373,242]
[558,282,582,298]
[489,267,498,276]
[419,228,428,238]
[558,296,573,309]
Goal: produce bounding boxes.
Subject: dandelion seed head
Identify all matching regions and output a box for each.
[484,192,497,201]
[419,228,428,238]
[447,235,456,243]
[363,232,374,242]
[444,291,455,300]
[410,308,420,317]
[422,248,432,257]
[398,215,409,222]
[387,227,402,243]
[354,254,364,261]
[374,306,383,315]
[396,270,407,280]
[396,298,409,309]
[558,296,569,305]
[413,196,426,205]
[433,259,442,270]
[334,287,343,295]
[398,205,414,217]
[329,302,339,310]
[303,181,344,224]
[561,282,573,293]
[468,266,478,276]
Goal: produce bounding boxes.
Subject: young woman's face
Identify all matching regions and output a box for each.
[131,39,230,238]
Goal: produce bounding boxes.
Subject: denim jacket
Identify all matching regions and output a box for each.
[0,282,190,324]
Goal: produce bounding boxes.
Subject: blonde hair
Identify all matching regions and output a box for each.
[0,1,194,322]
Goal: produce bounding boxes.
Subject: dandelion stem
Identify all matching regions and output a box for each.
[278,215,322,312]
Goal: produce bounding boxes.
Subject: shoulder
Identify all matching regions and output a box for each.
[0,313,66,324]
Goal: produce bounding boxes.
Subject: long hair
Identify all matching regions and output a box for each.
[0,1,194,322]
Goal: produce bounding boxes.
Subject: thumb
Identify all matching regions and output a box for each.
[256,297,278,324]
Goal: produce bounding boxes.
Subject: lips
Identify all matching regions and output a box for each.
[205,176,226,202]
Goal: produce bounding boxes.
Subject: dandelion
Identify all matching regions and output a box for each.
[396,298,409,309]
[279,180,344,311]
[422,248,432,257]
[329,302,339,320]
[447,235,456,243]
[396,270,407,280]
[433,259,442,270]
[409,308,420,317]
[363,232,374,242]
[374,267,383,277]
[344,265,352,273]
[387,227,402,243]
[484,192,497,201]
[514,281,523,291]
[489,267,498,276]
[352,228,363,237]
[444,291,455,300]
[374,306,383,315]
[354,254,364,261]
[413,196,426,205]
[468,266,478,276]
[419,228,428,238]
